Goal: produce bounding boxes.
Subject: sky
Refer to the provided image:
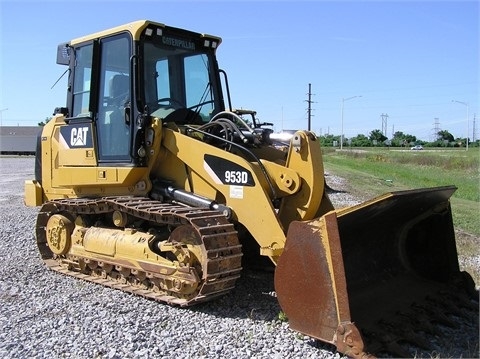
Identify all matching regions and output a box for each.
[0,0,478,141]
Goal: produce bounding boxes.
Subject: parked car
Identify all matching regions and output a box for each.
[411,145,423,150]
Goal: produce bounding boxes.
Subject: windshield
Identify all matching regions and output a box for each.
[142,41,218,123]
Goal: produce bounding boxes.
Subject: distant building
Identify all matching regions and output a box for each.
[0,126,41,155]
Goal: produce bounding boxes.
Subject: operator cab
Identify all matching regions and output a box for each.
[56,21,225,165]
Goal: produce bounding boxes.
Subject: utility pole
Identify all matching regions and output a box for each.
[432,117,440,142]
[381,113,389,137]
[472,114,476,142]
[306,83,314,131]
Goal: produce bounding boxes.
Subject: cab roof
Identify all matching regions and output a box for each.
[69,20,222,45]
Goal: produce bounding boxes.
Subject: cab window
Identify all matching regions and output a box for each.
[96,34,131,162]
[72,44,93,118]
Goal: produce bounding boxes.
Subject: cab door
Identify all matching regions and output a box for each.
[95,34,132,162]
[50,33,147,194]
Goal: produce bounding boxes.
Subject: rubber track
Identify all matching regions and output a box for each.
[35,196,243,306]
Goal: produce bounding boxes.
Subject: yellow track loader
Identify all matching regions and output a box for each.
[24,20,478,358]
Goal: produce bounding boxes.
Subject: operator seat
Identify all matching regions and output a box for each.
[103,74,130,157]
[110,74,129,107]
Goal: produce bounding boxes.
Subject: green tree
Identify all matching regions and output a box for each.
[369,129,387,145]
[319,134,340,147]
[350,134,371,147]
[437,130,454,142]
[454,137,469,148]
[391,131,417,147]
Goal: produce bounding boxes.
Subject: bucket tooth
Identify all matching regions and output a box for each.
[334,323,375,359]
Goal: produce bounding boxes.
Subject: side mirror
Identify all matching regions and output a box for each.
[56,43,70,65]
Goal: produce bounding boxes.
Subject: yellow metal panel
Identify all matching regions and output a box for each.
[70,20,152,44]
[157,128,287,259]
[258,160,301,196]
[278,132,329,225]
[53,166,148,187]
[24,180,43,206]
[83,227,117,256]
[69,20,222,46]
[55,167,117,185]
[58,148,97,166]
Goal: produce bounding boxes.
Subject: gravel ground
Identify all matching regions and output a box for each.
[0,157,478,359]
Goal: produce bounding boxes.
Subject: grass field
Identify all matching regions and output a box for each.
[322,147,480,235]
